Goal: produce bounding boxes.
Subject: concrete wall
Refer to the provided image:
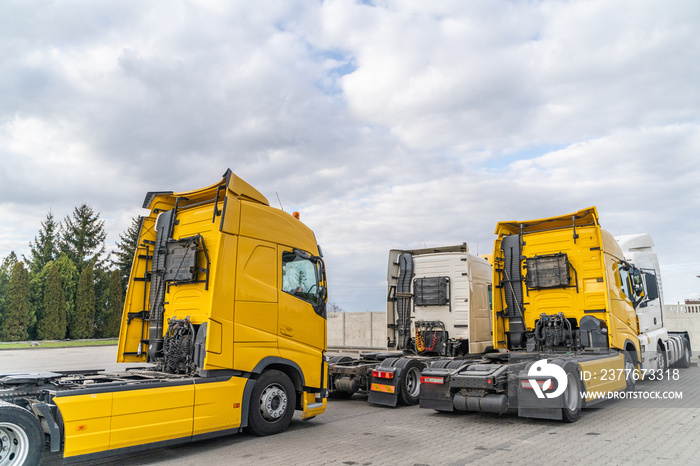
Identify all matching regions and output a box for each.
[327,312,386,349]
[663,304,700,351]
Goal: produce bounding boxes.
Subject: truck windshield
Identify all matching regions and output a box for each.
[282,251,324,307]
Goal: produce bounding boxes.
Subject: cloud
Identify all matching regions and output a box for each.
[317,0,700,154]
[0,0,699,310]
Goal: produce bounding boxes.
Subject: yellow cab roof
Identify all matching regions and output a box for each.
[495,206,599,236]
[143,168,269,209]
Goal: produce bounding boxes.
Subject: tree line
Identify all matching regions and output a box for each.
[0,205,139,342]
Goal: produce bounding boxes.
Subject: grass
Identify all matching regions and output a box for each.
[0,339,118,349]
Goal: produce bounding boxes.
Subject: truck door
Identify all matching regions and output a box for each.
[278,248,327,387]
[609,260,641,348]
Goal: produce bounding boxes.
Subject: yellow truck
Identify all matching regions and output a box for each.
[0,169,328,464]
[420,207,692,421]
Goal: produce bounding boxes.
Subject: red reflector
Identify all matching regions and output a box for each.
[420,376,444,385]
[372,370,394,379]
[487,378,492,384]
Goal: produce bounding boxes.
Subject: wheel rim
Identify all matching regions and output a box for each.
[405,367,421,398]
[564,373,579,412]
[259,384,288,422]
[0,422,29,466]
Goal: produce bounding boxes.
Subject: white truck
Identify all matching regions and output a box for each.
[616,234,691,372]
[328,243,492,406]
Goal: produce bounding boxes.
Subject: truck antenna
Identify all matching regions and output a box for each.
[276,192,285,211]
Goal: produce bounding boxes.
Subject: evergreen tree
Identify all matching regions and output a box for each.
[28,265,48,340]
[72,263,95,339]
[0,252,19,325]
[101,270,123,338]
[112,217,140,291]
[60,204,107,272]
[93,268,110,338]
[36,262,66,340]
[54,253,79,334]
[27,211,59,275]
[0,262,31,341]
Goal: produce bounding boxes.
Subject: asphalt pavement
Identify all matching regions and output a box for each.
[1,346,698,465]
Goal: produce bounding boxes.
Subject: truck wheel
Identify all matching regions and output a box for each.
[655,343,668,374]
[397,360,423,406]
[247,370,296,436]
[676,339,691,369]
[0,401,44,466]
[623,351,636,392]
[561,363,583,423]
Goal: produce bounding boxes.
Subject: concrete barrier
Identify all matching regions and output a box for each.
[664,304,700,351]
[327,312,386,349]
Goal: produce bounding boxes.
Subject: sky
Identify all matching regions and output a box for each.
[1,0,699,311]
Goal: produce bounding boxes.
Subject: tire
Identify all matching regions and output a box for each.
[561,363,583,423]
[247,370,296,436]
[0,400,44,466]
[676,339,691,369]
[328,356,353,365]
[623,351,636,392]
[655,343,668,374]
[428,359,452,370]
[397,360,424,406]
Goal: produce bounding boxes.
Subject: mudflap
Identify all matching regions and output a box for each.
[419,381,453,411]
[516,362,565,421]
[367,374,400,407]
[368,388,399,407]
[367,358,400,407]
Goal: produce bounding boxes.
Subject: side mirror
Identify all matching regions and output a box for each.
[643,272,659,301]
[631,268,645,297]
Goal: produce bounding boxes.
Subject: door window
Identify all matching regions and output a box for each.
[282,251,323,307]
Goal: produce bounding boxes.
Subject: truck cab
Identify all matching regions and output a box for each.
[387,244,492,356]
[491,207,641,360]
[616,234,691,372]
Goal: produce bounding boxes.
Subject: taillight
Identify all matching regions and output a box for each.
[372,369,394,379]
[420,375,444,385]
[521,379,553,390]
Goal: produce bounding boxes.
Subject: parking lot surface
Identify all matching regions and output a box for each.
[2,347,698,465]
